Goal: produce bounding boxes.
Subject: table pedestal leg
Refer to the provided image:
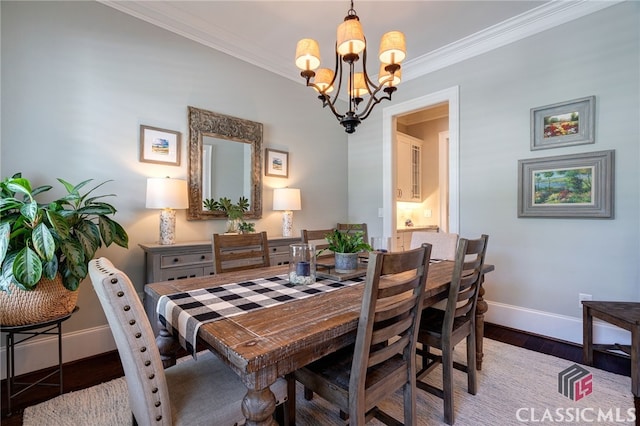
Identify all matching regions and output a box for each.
[475,278,488,370]
[156,325,179,369]
[242,387,277,426]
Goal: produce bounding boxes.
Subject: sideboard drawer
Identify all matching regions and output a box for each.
[159,266,207,281]
[160,252,213,268]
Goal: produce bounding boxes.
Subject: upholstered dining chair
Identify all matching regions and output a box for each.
[88,257,289,426]
[289,243,433,425]
[212,231,271,273]
[409,231,459,261]
[415,234,489,425]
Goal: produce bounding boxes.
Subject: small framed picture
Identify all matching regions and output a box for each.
[517,150,614,218]
[265,148,289,178]
[531,96,595,151]
[140,125,181,166]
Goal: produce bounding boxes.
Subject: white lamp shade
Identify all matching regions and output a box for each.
[336,18,365,56]
[273,188,301,211]
[378,30,406,64]
[145,178,189,209]
[295,38,321,71]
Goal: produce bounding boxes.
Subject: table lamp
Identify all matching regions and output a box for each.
[273,188,301,237]
[146,177,189,245]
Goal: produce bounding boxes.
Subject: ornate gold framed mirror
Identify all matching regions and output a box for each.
[187,106,263,220]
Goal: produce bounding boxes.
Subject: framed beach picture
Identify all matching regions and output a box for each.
[140,125,181,166]
[265,148,289,178]
[530,96,595,151]
[517,150,614,218]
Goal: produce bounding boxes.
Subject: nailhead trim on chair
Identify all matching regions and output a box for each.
[106,272,165,423]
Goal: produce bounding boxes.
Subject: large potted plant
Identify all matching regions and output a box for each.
[323,229,372,273]
[0,173,129,325]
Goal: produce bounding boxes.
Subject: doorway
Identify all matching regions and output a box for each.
[381,86,460,244]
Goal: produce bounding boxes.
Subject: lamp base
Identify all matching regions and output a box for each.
[159,209,176,245]
[282,210,293,237]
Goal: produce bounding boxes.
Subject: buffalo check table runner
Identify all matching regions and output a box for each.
[157,274,365,356]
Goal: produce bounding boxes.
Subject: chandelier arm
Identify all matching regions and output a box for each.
[359,44,377,97]
[356,86,394,121]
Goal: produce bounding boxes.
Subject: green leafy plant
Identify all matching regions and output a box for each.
[322,229,372,254]
[237,221,255,233]
[203,196,249,220]
[0,174,129,292]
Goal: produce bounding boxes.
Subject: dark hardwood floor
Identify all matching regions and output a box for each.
[1,323,632,425]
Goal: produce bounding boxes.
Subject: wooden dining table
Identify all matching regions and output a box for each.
[145,261,494,426]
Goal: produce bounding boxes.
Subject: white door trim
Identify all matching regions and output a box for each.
[382,86,460,243]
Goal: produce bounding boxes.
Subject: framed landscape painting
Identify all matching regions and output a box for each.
[517,150,614,218]
[265,148,289,178]
[140,125,181,166]
[530,96,595,151]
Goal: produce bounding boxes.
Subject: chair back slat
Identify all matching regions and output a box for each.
[336,223,369,244]
[212,231,270,273]
[443,235,489,333]
[301,228,336,261]
[350,244,432,406]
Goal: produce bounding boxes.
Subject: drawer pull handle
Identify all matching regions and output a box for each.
[173,258,179,262]
[201,255,206,260]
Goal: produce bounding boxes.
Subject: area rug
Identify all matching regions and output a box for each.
[23,339,635,425]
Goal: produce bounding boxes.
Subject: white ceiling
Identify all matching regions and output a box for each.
[101,1,620,86]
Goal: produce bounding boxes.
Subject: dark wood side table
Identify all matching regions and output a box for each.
[582,301,639,422]
[2,306,78,416]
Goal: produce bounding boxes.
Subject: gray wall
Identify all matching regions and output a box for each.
[1,1,347,342]
[349,2,639,340]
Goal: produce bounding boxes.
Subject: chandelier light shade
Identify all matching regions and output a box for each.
[295,0,406,134]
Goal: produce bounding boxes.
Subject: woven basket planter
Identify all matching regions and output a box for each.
[0,274,79,326]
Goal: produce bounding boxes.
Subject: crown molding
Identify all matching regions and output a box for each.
[100,0,624,85]
[402,0,624,82]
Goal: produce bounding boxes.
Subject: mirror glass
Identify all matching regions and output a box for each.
[202,137,252,202]
[187,106,263,220]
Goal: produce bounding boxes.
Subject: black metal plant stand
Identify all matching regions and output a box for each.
[2,306,78,415]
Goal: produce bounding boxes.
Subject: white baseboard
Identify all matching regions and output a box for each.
[1,301,632,380]
[485,300,632,346]
[0,325,116,380]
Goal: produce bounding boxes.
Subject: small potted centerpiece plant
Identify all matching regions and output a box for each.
[0,173,129,326]
[203,196,250,233]
[323,229,372,273]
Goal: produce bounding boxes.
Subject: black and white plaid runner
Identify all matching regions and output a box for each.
[157,274,365,356]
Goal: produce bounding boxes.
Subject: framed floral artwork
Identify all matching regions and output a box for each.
[517,150,614,218]
[530,96,595,151]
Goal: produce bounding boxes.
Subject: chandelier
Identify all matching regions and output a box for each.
[295,0,406,134]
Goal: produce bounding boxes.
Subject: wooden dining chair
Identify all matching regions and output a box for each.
[88,257,289,426]
[336,223,369,244]
[301,228,336,269]
[301,228,335,252]
[415,234,489,425]
[337,222,370,260]
[289,243,433,425]
[212,231,271,273]
[409,231,459,261]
